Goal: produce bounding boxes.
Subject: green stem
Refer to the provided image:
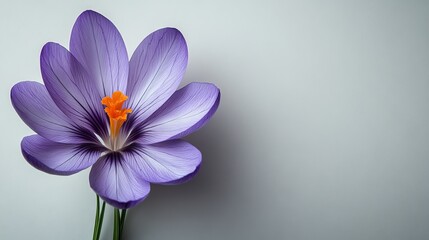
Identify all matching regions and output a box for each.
[92,195,106,240]
[113,208,120,240]
[119,209,127,236]
[96,201,106,240]
[92,195,100,240]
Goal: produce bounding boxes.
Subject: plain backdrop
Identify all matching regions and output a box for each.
[1,1,429,239]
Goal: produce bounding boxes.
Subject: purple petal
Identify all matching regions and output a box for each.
[21,135,103,176]
[136,82,220,144]
[125,28,188,127]
[11,81,94,143]
[40,42,109,139]
[123,140,201,184]
[89,152,150,209]
[70,10,128,97]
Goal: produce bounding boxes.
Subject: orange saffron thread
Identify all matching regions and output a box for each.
[101,91,132,139]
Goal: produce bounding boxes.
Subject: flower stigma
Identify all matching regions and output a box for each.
[101,91,132,151]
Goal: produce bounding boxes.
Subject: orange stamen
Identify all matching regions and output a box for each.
[101,91,132,139]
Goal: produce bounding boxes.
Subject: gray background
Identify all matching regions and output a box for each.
[1,0,429,239]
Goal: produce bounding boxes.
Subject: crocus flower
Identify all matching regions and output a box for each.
[11,10,220,209]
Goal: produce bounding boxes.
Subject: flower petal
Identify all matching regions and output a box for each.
[132,82,220,144]
[21,135,103,176]
[70,10,128,97]
[11,81,95,143]
[89,152,150,209]
[40,42,109,139]
[123,140,201,184]
[125,28,188,127]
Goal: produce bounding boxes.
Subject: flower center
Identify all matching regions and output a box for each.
[101,91,132,150]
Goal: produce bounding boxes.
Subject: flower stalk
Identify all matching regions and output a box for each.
[93,195,106,240]
[120,209,127,234]
[113,208,127,240]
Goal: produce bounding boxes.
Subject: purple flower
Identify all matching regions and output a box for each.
[10,10,220,209]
